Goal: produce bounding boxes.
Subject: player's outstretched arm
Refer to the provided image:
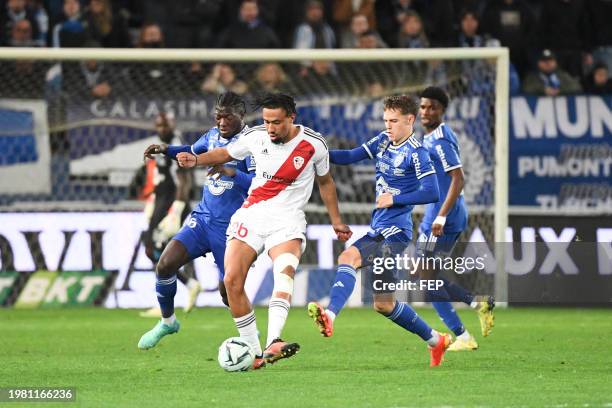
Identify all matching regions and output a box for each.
[431,168,464,236]
[329,146,370,165]
[316,172,352,241]
[176,147,233,168]
[376,173,440,208]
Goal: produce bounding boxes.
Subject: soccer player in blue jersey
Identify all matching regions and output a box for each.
[308,95,453,366]
[418,86,495,350]
[138,92,255,350]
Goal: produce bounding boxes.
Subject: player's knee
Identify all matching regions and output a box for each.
[155,256,175,279]
[373,299,395,315]
[338,249,360,268]
[223,272,243,295]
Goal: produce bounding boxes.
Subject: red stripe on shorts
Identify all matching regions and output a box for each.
[242,139,315,208]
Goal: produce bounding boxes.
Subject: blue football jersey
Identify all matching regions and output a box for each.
[362,131,436,233]
[421,123,468,233]
[191,126,255,227]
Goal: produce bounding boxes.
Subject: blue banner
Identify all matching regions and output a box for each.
[509,96,612,211]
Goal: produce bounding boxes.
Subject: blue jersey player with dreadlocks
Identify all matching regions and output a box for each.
[308,95,453,367]
[138,92,255,350]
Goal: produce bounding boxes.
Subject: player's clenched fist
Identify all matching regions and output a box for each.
[143,143,167,161]
[177,152,197,168]
[375,192,394,208]
[333,223,353,241]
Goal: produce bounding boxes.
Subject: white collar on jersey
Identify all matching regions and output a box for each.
[388,132,417,149]
[424,122,446,138]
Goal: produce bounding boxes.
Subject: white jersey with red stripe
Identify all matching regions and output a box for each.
[227,124,329,218]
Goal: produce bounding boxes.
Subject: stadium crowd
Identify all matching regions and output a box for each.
[1,0,611,97]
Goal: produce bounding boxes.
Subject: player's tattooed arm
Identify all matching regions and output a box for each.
[432,168,464,236]
[316,172,352,241]
[177,147,233,168]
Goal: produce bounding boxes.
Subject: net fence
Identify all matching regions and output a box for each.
[0,50,504,302]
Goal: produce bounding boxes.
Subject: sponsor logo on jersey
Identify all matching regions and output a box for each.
[293,156,305,169]
[412,152,422,177]
[435,144,449,169]
[206,178,235,195]
[261,148,269,155]
[393,153,405,167]
[375,176,400,196]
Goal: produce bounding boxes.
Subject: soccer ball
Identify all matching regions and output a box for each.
[218,337,255,372]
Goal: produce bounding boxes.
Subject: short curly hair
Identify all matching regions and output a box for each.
[382,95,418,116]
[419,86,449,110]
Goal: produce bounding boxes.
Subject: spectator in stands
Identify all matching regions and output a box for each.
[375,0,417,47]
[536,0,590,79]
[64,58,115,99]
[249,62,295,94]
[0,0,40,46]
[293,0,336,49]
[201,63,248,95]
[523,49,582,96]
[340,13,386,48]
[586,0,612,73]
[84,0,130,48]
[582,62,612,95]
[397,10,428,48]
[481,0,536,78]
[298,60,346,95]
[51,0,88,47]
[0,19,46,98]
[456,9,499,48]
[127,22,183,97]
[26,0,47,46]
[332,0,376,36]
[217,0,280,49]
[7,17,35,46]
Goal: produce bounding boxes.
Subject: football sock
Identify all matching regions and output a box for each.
[325,309,336,322]
[426,282,466,337]
[385,301,435,344]
[327,264,356,316]
[234,311,262,356]
[186,278,199,290]
[440,278,475,305]
[266,297,290,347]
[432,301,465,337]
[156,275,177,318]
[162,314,176,325]
[457,330,472,341]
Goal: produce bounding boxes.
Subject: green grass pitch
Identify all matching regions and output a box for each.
[1,307,611,408]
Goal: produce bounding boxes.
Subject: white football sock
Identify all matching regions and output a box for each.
[266,297,290,347]
[187,278,199,290]
[457,330,472,341]
[162,313,176,325]
[470,300,479,308]
[426,330,440,347]
[325,309,336,323]
[234,310,262,356]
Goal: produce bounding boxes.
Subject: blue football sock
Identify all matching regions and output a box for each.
[385,301,433,342]
[441,278,475,305]
[327,264,356,316]
[156,275,177,318]
[425,282,466,336]
[432,302,465,336]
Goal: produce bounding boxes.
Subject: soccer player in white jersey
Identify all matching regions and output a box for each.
[177,93,352,369]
